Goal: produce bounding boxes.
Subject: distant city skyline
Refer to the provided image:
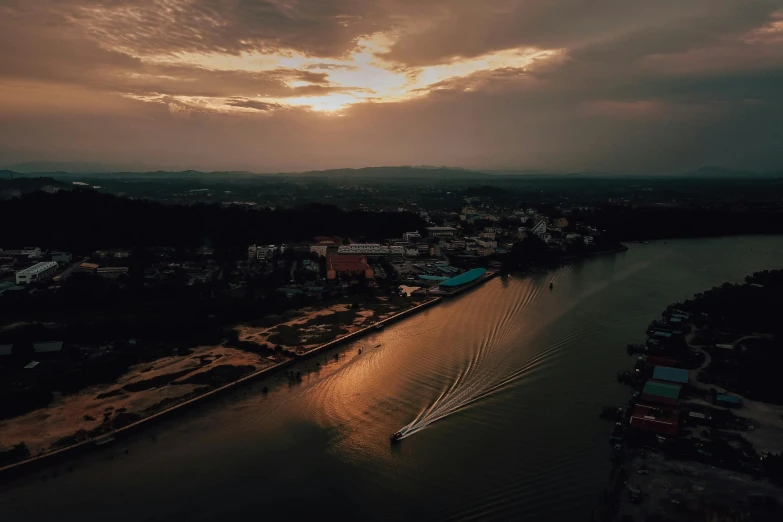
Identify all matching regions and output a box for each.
[1,1,782,173]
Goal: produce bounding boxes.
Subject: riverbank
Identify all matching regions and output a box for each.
[0,295,442,479]
[594,269,783,521]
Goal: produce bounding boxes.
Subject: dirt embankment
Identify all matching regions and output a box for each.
[0,345,271,456]
[236,297,412,355]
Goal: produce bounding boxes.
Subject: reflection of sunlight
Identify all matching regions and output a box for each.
[132,31,561,113]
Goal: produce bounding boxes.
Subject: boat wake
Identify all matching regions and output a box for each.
[395,262,648,439]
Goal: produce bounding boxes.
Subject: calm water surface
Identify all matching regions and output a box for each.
[2,236,782,521]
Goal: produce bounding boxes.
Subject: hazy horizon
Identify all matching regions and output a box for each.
[1,1,782,173]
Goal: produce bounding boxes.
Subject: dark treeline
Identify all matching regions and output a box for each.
[574,204,783,241]
[0,189,426,250]
[677,270,783,404]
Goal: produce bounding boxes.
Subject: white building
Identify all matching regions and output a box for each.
[337,244,404,256]
[426,226,457,238]
[531,220,547,238]
[16,261,58,285]
[403,231,421,242]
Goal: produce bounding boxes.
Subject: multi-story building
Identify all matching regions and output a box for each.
[402,231,421,242]
[248,244,283,261]
[15,261,58,285]
[2,247,42,259]
[338,244,388,255]
[326,255,374,280]
[426,226,457,238]
[336,244,404,256]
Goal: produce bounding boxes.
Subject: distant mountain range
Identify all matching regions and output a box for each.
[1,165,781,180]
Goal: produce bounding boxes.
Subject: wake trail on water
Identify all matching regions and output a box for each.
[397,264,644,439]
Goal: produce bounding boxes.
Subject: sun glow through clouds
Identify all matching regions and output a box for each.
[131,32,561,113]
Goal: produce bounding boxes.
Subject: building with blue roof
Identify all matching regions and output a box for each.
[439,268,487,288]
[715,394,743,408]
[652,366,689,384]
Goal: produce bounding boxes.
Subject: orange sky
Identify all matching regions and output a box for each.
[1,1,782,172]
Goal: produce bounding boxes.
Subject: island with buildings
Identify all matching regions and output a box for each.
[596,269,783,521]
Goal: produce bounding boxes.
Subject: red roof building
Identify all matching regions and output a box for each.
[646,355,681,368]
[326,255,374,281]
[629,404,680,437]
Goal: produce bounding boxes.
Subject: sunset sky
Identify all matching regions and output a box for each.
[1,1,782,173]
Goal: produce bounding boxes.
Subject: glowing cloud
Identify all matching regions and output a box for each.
[126,32,561,113]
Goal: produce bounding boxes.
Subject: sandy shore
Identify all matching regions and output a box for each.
[0,345,274,455]
[236,297,411,355]
[0,296,421,461]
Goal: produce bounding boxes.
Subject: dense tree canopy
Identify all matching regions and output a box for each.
[0,190,426,251]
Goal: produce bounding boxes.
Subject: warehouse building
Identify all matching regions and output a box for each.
[15,261,58,285]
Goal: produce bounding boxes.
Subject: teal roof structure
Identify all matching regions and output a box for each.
[440,268,487,287]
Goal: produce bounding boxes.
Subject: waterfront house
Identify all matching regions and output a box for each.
[641,381,681,406]
[715,394,743,408]
[652,366,689,385]
[629,404,680,437]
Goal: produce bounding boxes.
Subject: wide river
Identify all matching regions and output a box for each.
[2,236,782,521]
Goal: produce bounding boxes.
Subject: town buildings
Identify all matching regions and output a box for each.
[248,244,286,261]
[426,226,457,238]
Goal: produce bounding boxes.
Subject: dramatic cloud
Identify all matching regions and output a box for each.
[0,1,782,172]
